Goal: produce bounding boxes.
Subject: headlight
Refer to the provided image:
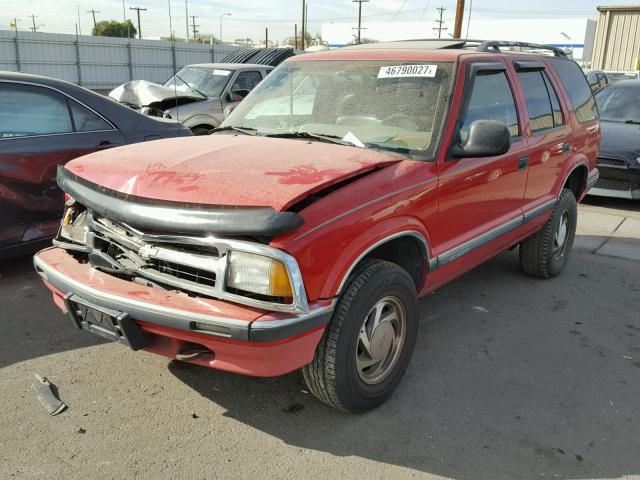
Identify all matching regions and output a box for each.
[226,251,293,299]
[59,205,88,245]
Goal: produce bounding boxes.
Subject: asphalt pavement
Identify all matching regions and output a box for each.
[1,197,639,480]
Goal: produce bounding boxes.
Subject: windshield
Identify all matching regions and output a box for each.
[595,85,640,123]
[164,66,232,98]
[222,60,455,157]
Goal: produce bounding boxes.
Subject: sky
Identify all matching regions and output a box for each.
[2,0,640,43]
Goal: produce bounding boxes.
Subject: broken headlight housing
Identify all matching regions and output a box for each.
[226,251,293,300]
[59,204,88,245]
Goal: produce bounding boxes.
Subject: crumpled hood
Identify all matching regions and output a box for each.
[599,121,640,168]
[109,80,203,107]
[64,135,402,211]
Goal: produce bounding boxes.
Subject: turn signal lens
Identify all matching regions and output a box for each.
[226,251,293,298]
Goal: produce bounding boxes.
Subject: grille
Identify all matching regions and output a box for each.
[147,259,216,288]
[90,216,220,296]
[597,157,626,168]
[594,178,631,191]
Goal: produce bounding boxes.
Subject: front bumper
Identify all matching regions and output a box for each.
[34,247,333,376]
[590,163,640,200]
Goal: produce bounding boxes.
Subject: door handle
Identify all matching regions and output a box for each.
[518,156,529,170]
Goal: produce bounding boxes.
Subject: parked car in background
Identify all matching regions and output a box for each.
[583,69,609,92]
[604,70,640,83]
[593,80,640,199]
[110,64,273,135]
[35,40,599,412]
[0,72,192,259]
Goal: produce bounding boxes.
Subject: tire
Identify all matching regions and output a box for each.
[191,126,212,136]
[302,260,418,413]
[519,188,577,278]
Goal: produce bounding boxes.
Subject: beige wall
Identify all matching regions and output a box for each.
[592,6,640,70]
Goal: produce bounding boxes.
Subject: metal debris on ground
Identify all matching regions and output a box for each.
[33,374,67,416]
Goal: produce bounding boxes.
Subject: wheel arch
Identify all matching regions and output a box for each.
[333,230,430,297]
[563,163,588,200]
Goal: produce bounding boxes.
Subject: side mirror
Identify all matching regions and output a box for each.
[450,120,511,158]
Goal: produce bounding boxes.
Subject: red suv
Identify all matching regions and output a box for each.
[35,40,600,412]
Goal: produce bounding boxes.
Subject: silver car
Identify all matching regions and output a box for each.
[110,63,273,135]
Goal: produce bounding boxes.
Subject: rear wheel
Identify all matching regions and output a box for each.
[519,188,577,278]
[302,260,418,413]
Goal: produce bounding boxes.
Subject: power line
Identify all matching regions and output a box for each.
[433,6,447,39]
[353,0,369,44]
[87,9,100,29]
[129,6,147,39]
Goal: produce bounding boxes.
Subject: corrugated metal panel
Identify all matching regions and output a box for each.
[0,29,241,89]
[592,7,640,70]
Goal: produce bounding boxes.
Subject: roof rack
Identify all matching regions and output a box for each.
[475,40,567,57]
[380,39,567,57]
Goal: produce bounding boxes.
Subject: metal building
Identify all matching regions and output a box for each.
[591,5,640,70]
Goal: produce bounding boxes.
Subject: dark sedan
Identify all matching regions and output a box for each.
[0,72,192,259]
[593,80,640,200]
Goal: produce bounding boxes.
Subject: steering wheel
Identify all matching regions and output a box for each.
[382,113,419,130]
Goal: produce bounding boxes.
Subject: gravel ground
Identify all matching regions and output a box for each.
[1,203,639,480]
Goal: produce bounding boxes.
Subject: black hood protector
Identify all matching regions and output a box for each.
[57,166,304,237]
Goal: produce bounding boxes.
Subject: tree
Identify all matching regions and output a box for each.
[92,20,136,38]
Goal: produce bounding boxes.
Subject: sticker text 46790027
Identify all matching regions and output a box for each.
[378,65,438,79]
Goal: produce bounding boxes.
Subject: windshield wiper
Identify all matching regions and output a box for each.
[173,73,207,98]
[364,142,412,156]
[624,119,640,124]
[210,125,258,135]
[263,131,357,147]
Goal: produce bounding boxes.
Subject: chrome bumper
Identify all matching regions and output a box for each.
[34,254,333,343]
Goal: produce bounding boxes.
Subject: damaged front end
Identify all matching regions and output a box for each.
[53,166,308,314]
[109,80,203,117]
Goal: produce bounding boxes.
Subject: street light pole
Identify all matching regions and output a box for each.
[219,12,231,44]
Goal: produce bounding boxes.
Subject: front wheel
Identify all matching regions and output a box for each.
[519,188,577,278]
[302,260,418,413]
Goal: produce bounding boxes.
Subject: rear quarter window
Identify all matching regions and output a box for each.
[548,58,598,124]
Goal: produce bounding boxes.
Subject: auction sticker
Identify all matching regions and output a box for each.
[378,64,437,79]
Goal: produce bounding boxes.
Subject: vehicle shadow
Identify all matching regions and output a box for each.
[582,195,640,214]
[168,251,640,480]
[0,255,105,369]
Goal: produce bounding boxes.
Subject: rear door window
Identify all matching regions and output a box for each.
[460,70,520,141]
[548,58,598,124]
[68,100,113,132]
[0,83,73,138]
[517,70,564,133]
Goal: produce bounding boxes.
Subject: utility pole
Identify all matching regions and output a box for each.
[453,0,465,39]
[129,6,146,39]
[29,15,37,32]
[87,9,100,29]
[353,0,369,44]
[294,23,298,50]
[433,7,447,39]
[190,15,198,39]
[185,0,189,41]
[301,0,306,51]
